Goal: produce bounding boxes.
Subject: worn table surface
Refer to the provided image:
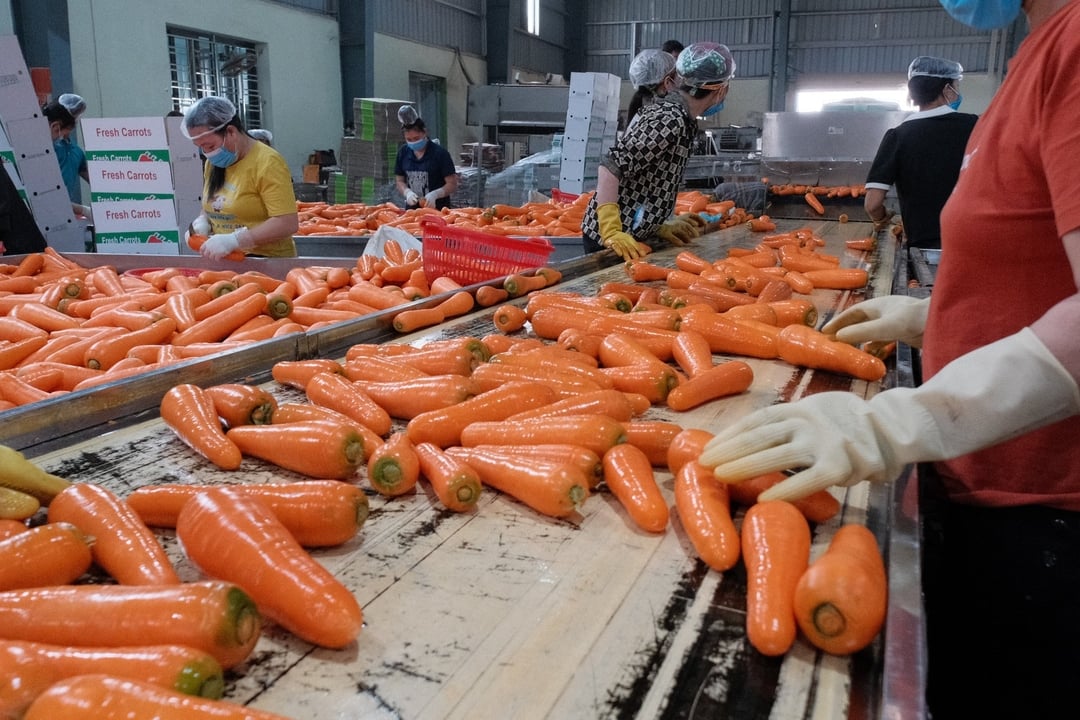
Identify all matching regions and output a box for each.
[28,219,913,720]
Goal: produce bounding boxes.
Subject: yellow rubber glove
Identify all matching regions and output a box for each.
[655,216,702,246]
[596,203,644,260]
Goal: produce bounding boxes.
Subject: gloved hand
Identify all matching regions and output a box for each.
[655,215,704,246]
[191,214,211,236]
[698,328,1080,502]
[200,227,253,260]
[872,209,895,233]
[424,187,447,207]
[822,295,930,348]
[596,202,644,260]
[404,189,419,207]
[681,213,708,230]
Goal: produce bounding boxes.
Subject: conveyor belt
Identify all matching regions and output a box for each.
[20,220,923,719]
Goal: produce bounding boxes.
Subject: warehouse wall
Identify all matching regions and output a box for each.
[8,0,342,183]
[369,33,486,158]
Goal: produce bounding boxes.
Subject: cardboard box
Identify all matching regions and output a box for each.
[303,164,321,184]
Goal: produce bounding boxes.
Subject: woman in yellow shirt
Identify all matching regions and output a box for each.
[181,96,298,259]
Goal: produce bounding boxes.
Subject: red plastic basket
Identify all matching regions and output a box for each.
[550,187,580,204]
[421,216,555,285]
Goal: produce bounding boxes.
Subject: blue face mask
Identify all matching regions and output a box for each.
[406,138,428,152]
[702,101,724,117]
[948,93,963,110]
[939,0,1022,30]
[204,144,238,169]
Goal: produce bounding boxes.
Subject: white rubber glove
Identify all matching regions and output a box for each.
[404,189,419,207]
[698,328,1080,502]
[191,215,211,236]
[200,227,254,260]
[424,187,447,206]
[822,295,930,348]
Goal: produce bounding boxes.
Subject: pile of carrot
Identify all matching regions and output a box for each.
[769,183,866,198]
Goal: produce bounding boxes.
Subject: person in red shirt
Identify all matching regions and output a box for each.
[698,1,1080,717]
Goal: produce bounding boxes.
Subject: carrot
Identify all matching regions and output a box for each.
[504,388,638,423]
[343,354,426,383]
[470,361,603,399]
[621,419,685,466]
[304,371,392,436]
[0,446,70,504]
[0,518,28,540]
[0,522,92,591]
[801,267,869,290]
[460,413,626,458]
[0,336,49,371]
[804,192,825,215]
[747,217,777,232]
[678,307,779,359]
[227,419,366,480]
[352,374,477,420]
[793,523,888,655]
[596,363,680,404]
[0,641,226,717]
[492,303,528,333]
[763,298,818,327]
[10,302,82,333]
[205,383,277,428]
[271,403,384,454]
[392,306,445,334]
[461,443,603,490]
[666,360,754,412]
[380,342,479,376]
[503,272,548,298]
[366,431,421,497]
[741,500,811,656]
[601,444,668,532]
[475,284,510,307]
[23,673,295,720]
[159,384,242,471]
[176,487,362,648]
[776,324,886,381]
[528,307,679,357]
[407,381,557,448]
[83,317,176,370]
[186,232,246,261]
[724,471,841,524]
[0,581,261,669]
[413,442,483,512]
[845,237,876,252]
[271,359,344,391]
[624,260,671,283]
[674,462,741,571]
[48,482,179,586]
[347,281,411,310]
[171,292,267,346]
[435,290,475,318]
[447,445,590,521]
[597,331,670,370]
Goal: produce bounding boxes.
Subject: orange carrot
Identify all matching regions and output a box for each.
[504,388,639,423]
[413,442,483,512]
[666,360,754,412]
[366,431,421,497]
[270,358,345,390]
[226,419,367,480]
[460,413,627,458]
[0,523,92,591]
[392,306,445,334]
[503,272,548,297]
[678,307,779,359]
[0,641,226,716]
[205,383,277,428]
[304,371,392,436]
[48,482,179,586]
[457,443,603,490]
[343,354,427,383]
[671,330,715,378]
[805,192,825,215]
[621,419,685,466]
[446,445,590,518]
[407,381,557,448]
[270,403,384,455]
[475,284,510,307]
[776,324,886,381]
[83,317,177,371]
[158,384,242,470]
[126,481,368,548]
[352,374,477,420]
[435,290,474,318]
[176,487,363,648]
[801,267,869,290]
[601,444,668,532]
[492,303,528,333]
[596,363,680,404]
[0,519,28,540]
[674,462,740,571]
[741,500,811,656]
[724,471,841,524]
[186,233,246,261]
[793,523,888,655]
[0,581,261,669]
[171,292,266,346]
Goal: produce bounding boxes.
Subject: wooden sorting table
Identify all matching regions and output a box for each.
[17,220,924,720]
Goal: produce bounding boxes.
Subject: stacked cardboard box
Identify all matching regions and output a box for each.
[337,98,411,203]
[559,72,620,195]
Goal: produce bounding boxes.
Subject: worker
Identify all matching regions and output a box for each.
[581,42,736,259]
[394,105,458,211]
[863,55,978,248]
[625,49,678,130]
[249,129,273,146]
[698,1,1080,717]
[0,157,47,255]
[43,94,89,205]
[661,39,685,58]
[181,96,298,259]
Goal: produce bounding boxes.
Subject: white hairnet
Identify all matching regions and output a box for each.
[629,49,676,89]
[397,105,419,126]
[58,93,86,118]
[249,128,273,145]
[181,96,237,140]
[908,56,964,81]
[676,42,736,89]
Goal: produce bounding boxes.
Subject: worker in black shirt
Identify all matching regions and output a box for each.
[864,56,978,249]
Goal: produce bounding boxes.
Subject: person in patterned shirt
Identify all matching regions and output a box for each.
[582,42,736,259]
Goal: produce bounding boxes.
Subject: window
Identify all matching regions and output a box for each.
[167,28,262,129]
[526,0,540,36]
[795,87,911,112]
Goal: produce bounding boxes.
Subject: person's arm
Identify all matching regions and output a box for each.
[440,173,459,197]
[1033,227,1080,381]
[863,187,887,223]
[594,165,621,207]
[245,213,299,247]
